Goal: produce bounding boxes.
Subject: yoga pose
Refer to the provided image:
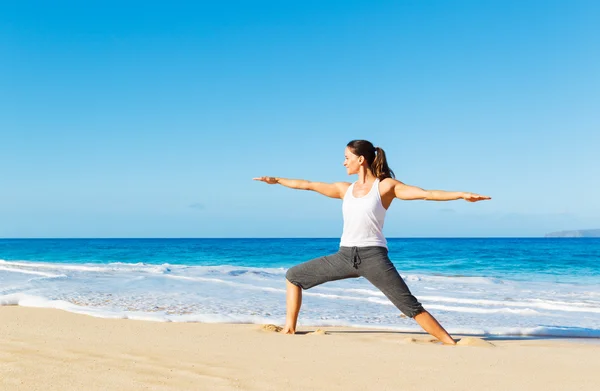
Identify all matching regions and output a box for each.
[254,140,490,344]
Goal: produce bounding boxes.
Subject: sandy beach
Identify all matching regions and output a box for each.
[0,307,598,391]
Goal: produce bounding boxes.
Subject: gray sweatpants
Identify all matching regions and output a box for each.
[286,246,425,318]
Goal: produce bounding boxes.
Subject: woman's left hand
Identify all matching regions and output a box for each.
[462,192,492,202]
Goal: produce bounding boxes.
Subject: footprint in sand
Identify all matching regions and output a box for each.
[261,324,283,332]
[456,337,495,347]
[400,337,440,345]
[260,325,328,335]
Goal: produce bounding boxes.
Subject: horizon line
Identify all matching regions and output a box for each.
[0,236,584,240]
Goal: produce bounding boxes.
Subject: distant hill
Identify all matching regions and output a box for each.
[545,229,600,238]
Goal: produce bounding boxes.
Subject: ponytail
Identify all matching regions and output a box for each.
[371,147,395,180]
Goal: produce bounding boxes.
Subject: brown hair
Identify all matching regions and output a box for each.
[346,140,395,180]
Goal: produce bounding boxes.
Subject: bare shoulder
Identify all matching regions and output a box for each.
[379,178,402,195]
[335,182,352,193]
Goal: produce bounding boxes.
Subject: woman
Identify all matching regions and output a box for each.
[254,140,490,345]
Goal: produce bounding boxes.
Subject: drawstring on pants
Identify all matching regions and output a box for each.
[351,246,362,269]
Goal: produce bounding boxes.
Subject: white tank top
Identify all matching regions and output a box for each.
[339,178,388,249]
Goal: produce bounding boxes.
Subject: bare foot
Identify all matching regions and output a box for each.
[280,326,296,334]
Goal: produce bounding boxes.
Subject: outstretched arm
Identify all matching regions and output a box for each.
[253,177,349,199]
[393,180,491,202]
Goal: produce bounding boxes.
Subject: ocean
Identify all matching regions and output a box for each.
[1,238,599,338]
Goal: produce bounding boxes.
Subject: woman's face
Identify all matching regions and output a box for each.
[343,147,363,175]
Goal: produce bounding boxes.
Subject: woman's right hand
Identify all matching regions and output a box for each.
[253,176,279,184]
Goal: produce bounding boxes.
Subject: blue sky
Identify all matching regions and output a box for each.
[1,0,598,238]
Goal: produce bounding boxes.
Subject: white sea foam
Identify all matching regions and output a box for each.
[316,286,385,296]
[0,260,113,272]
[417,296,600,314]
[2,292,599,338]
[312,286,600,314]
[425,304,540,315]
[1,259,599,338]
[0,266,65,278]
[164,274,286,293]
[402,274,505,285]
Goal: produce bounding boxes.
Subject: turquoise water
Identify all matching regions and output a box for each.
[1,238,598,283]
[1,238,599,337]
